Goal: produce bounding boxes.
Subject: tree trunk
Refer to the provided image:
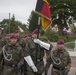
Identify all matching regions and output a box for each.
[58,28,64,35]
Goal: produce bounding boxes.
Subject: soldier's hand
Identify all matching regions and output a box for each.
[31,65,38,72]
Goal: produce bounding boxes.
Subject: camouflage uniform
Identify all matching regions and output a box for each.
[0,34,6,74]
[0,43,24,75]
[19,38,27,75]
[46,48,71,75]
[44,41,53,75]
[24,37,45,75]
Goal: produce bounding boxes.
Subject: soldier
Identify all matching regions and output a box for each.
[19,35,28,75]
[0,27,6,45]
[0,27,6,75]
[0,34,24,75]
[23,29,52,75]
[45,39,71,75]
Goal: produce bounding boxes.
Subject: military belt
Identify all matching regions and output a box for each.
[53,66,65,70]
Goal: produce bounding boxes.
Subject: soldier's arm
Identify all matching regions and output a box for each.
[18,47,24,67]
[63,52,71,75]
[2,38,7,46]
[45,56,52,71]
[24,42,38,72]
[34,39,53,50]
[66,52,71,71]
[0,48,3,61]
[24,55,38,72]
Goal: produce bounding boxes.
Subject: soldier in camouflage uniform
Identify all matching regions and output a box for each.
[0,34,24,75]
[24,29,53,75]
[23,29,44,75]
[0,28,7,75]
[45,39,71,75]
[19,35,28,75]
[0,28,6,46]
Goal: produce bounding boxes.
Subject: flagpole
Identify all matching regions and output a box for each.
[38,17,41,25]
[38,16,48,75]
[35,17,41,75]
[37,17,41,38]
[9,13,11,33]
[35,0,51,74]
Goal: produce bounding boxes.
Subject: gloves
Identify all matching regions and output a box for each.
[31,65,38,72]
[24,56,38,72]
[34,39,50,50]
[33,39,40,44]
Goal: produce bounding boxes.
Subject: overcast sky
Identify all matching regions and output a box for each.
[0,0,37,24]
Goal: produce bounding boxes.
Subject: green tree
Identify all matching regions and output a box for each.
[49,0,76,35]
[71,25,76,35]
[0,14,28,33]
[43,27,59,42]
[6,14,18,33]
[28,11,41,31]
[0,19,9,32]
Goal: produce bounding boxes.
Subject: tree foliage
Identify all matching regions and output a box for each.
[48,0,76,35]
[28,11,41,32]
[0,14,27,33]
[43,27,59,42]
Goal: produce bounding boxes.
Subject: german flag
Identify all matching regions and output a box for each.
[35,0,52,30]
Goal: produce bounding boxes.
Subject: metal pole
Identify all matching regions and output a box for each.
[9,13,11,33]
[74,39,76,51]
[36,17,41,64]
[37,17,41,37]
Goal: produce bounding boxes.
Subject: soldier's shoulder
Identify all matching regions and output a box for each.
[63,49,70,56]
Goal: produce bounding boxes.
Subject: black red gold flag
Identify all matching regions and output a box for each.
[35,0,52,30]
